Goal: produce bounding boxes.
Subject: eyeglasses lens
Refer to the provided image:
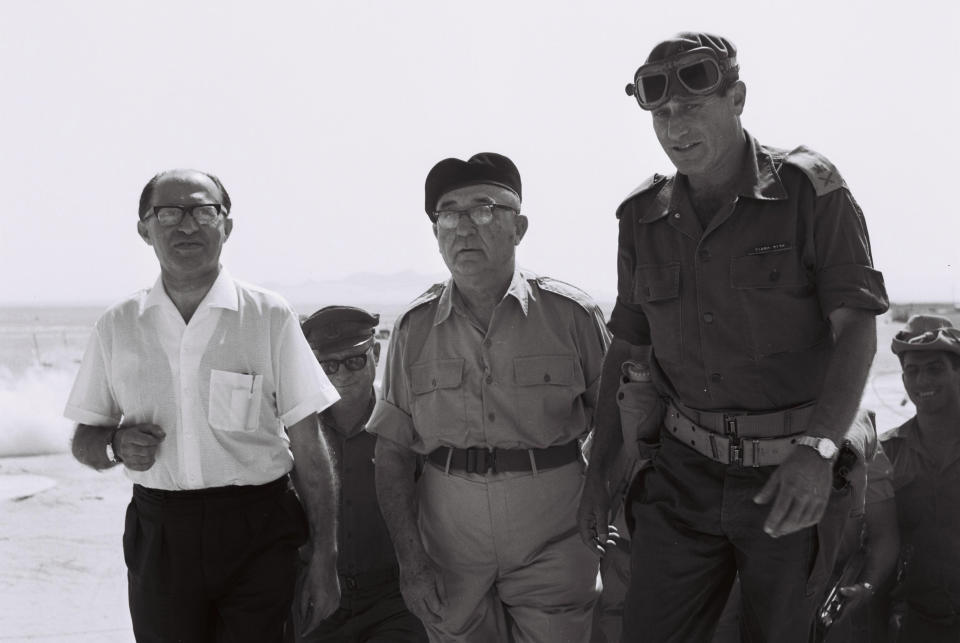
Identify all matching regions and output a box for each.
[154,205,221,227]
[677,60,720,92]
[437,205,496,229]
[320,353,368,375]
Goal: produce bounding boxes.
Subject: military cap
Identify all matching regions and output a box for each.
[424,152,521,220]
[645,32,739,71]
[891,314,960,358]
[301,306,380,354]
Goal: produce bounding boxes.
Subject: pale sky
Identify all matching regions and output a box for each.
[0,0,956,305]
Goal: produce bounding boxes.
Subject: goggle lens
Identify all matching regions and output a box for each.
[629,50,729,110]
[677,59,721,92]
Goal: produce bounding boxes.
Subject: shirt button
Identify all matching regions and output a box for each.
[483,339,492,348]
[543,373,551,383]
[487,412,495,422]
[485,375,493,385]
[698,249,711,261]
[710,373,723,383]
[703,313,714,323]
[673,212,681,219]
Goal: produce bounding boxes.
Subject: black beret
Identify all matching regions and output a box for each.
[301,306,380,354]
[424,152,521,220]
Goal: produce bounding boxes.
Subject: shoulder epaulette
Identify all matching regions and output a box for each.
[783,146,847,196]
[393,282,444,331]
[534,275,601,315]
[617,173,668,215]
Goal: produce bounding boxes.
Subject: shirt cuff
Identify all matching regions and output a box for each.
[280,389,340,427]
[366,399,417,448]
[817,265,889,317]
[63,405,119,427]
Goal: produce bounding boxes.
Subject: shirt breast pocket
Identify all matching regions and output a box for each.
[513,355,581,437]
[208,369,263,433]
[731,251,827,357]
[409,359,466,440]
[633,263,682,364]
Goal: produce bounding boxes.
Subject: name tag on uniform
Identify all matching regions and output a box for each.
[747,242,791,256]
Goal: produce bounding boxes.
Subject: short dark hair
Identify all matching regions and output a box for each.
[138,170,232,220]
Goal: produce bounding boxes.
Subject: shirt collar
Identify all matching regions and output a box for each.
[140,267,239,316]
[640,132,788,224]
[433,267,534,326]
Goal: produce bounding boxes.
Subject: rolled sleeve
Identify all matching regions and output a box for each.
[813,189,889,317]
[608,208,653,345]
[275,314,339,427]
[64,327,121,427]
[607,297,651,346]
[366,316,419,450]
[865,447,896,505]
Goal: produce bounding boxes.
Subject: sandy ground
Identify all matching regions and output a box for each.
[0,454,132,642]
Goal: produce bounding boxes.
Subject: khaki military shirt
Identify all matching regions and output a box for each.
[368,269,610,454]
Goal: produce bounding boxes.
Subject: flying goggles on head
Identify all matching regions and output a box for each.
[625,47,738,110]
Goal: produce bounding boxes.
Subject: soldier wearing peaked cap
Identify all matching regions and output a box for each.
[368,152,611,642]
[878,315,960,642]
[577,32,889,642]
[288,306,427,642]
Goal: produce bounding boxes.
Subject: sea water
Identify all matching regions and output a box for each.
[0,304,930,458]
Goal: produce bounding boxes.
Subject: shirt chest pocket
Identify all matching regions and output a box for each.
[409,358,466,439]
[208,369,263,433]
[633,263,682,364]
[513,355,582,435]
[731,251,826,357]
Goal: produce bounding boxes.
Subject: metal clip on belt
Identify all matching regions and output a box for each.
[665,401,803,467]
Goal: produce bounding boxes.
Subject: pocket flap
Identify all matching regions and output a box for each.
[514,355,575,386]
[731,251,809,289]
[636,263,681,302]
[410,359,464,394]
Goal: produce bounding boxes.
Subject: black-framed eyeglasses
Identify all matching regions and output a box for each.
[434,204,518,229]
[315,349,371,375]
[144,204,226,227]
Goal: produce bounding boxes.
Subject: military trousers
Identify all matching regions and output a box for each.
[418,459,600,643]
[623,433,851,643]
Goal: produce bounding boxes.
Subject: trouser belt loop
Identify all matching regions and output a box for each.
[708,434,720,461]
[751,439,761,468]
[527,450,539,476]
[443,446,453,475]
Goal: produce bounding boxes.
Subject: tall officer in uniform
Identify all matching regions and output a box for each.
[289,306,427,642]
[369,152,609,642]
[66,169,341,642]
[577,33,889,642]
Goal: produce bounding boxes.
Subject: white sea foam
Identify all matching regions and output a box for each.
[0,362,77,457]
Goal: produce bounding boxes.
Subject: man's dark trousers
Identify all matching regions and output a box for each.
[623,434,851,642]
[124,477,308,643]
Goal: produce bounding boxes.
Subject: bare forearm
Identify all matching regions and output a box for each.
[807,311,877,444]
[861,498,900,586]
[374,438,426,566]
[72,423,117,470]
[288,415,339,554]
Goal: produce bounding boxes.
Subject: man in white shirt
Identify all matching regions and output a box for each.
[66,169,341,643]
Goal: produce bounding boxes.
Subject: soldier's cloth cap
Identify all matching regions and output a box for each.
[301,306,380,354]
[891,314,960,357]
[646,32,739,76]
[424,152,521,220]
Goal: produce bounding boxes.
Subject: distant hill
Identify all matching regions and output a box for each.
[263,271,448,315]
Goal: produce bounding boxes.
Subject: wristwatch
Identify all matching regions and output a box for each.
[106,429,122,465]
[796,436,839,460]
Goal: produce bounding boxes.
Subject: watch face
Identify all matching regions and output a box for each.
[817,440,838,458]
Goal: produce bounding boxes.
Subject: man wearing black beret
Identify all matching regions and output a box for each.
[368,153,610,641]
[289,306,427,643]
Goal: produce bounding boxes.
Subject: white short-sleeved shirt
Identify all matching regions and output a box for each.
[64,269,339,490]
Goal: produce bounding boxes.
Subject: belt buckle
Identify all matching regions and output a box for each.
[724,414,743,466]
[466,447,497,474]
